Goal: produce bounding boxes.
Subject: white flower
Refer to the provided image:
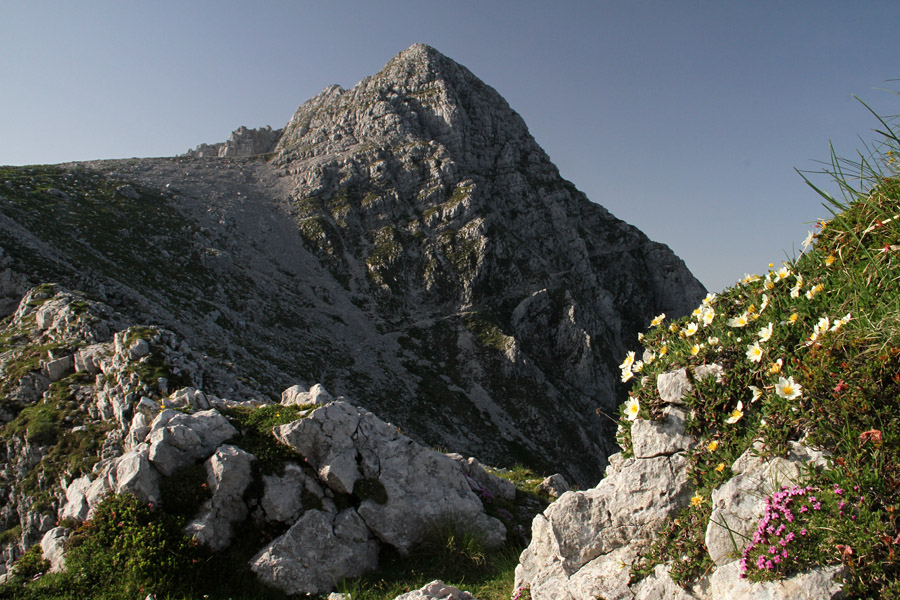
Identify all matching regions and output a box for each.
[684,322,699,337]
[624,396,641,421]
[767,358,783,374]
[620,369,634,383]
[831,313,851,331]
[650,313,666,327]
[757,323,773,343]
[741,273,761,285]
[749,386,762,403]
[637,332,645,341]
[700,307,716,327]
[619,351,636,371]
[727,313,749,328]
[775,376,802,400]
[801,230,815,249]
[775,266,791,281]
[702,293,718,307]
[690,343,703,356]
[632,360,644,373]
[758,294,770,314]
[725,400,744,424]
[746,342,764,363]
[708,336,720,346]
[814,315,831,336]
[790,282,802,298]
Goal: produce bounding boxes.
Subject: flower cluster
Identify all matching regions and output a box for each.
[740,484,866,580]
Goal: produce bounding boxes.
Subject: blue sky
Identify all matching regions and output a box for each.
[2,1,899,293]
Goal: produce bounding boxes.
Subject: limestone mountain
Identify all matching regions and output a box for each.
[0,43,704,485]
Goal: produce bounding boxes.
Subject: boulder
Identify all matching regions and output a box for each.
[42,355,74,382]
[59,475,92,523]
[537,473,570,499]
[260,463,324,523]
[447,453,516,502]
[657,364,724,405]
[250,507,379,595]
[709,561,845,599]
[281,383,332,407]
[514,452,691,598]
[147,409,236,476]
[394,580,479,600]
[185,445,254,550]
[40,527,69,573]
[631,405,694,458]
[274,401,506,554]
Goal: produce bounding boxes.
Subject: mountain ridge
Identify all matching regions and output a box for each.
[0,43,705,486]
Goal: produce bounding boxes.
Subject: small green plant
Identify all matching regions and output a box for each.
[63,492,201,598]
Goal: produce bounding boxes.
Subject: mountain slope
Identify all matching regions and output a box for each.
[0,43,704,484]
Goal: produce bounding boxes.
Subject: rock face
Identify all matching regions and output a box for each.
[185,125,283,158]
[515,364,844,600]
[0,44,703,489]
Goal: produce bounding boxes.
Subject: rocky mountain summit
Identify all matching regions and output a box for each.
[0,43,704,487]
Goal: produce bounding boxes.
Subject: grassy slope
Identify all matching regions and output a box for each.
[619,105,900,596]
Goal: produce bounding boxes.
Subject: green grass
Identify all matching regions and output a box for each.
[621,99,900,596]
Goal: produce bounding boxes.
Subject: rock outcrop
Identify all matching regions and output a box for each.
[515,364,845,600]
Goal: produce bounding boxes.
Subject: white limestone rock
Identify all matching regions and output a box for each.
[446,453,516,502]
[250,507,379,595]
[709,560,845,599]
[536,473,570,498]
[147,409,236,476]
[515,451,691,598]
[260,463,324,523]
[59,475,92,523]
[394,580,479,600]
[40,527,69,573]
[657,364,724,405]
[274,401,506,554]
[185,444,254,550]
[631,405,694,458]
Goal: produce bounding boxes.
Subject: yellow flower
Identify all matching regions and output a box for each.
[707,440,719,452]
[669,323,680,333]
[691,493,704,507]
[806,283,825,300]
[767,358,783,375]
[825,254,836,266]
[725,400,744,424]
[659,345,668,356]
[715,462,726,473]
[787,312,799,325]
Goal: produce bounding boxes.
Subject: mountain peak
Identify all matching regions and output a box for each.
[275,43,531,168]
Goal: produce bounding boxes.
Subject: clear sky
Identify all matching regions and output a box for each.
[2,1,899,293]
